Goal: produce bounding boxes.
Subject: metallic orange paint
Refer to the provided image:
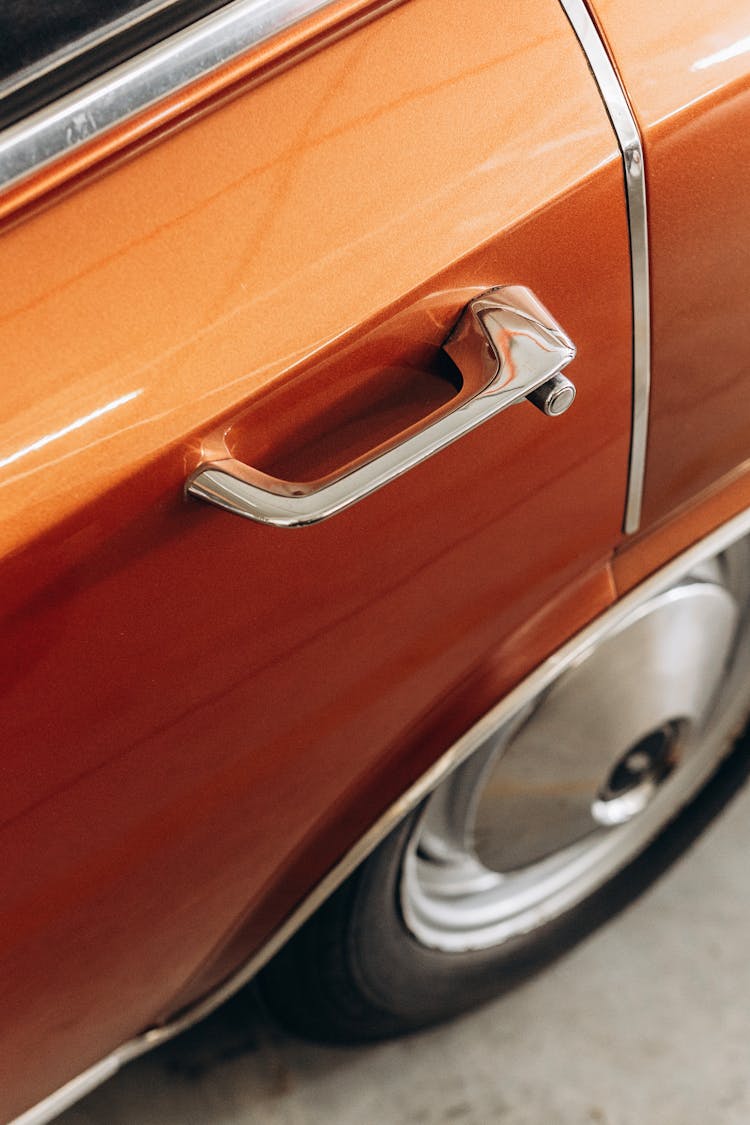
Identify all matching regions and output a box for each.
[0,0,403,225]
[0,0,624,569]
[0,0,633,1117]
[614,466,750,595]
[592,0,750,524]
[166,557,620,1013]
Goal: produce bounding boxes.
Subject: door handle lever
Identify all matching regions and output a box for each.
[186,285,576,528]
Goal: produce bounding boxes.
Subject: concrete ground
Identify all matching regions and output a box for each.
[59,764,750,1125]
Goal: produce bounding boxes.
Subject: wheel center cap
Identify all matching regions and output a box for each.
[592,723,681,827]
[470,581,738,872]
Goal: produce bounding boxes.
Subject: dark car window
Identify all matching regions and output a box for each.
[0,0,231,129]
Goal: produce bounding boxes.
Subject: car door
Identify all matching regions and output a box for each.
[0,0,632,1117]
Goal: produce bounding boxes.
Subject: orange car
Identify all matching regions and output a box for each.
[1,0,749,1120]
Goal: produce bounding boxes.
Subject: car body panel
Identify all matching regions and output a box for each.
[0,1,634,1118]
[614,464,750,595]
[593,0,750,524]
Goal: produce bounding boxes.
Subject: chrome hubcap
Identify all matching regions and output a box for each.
[401,541,750,953]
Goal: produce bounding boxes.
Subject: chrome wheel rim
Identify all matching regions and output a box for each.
[401,539,750,953]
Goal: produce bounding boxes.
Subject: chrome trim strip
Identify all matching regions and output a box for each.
[0,0,189,106]
[558,0,651,534]
[0,0,339,194]
[12,501,750,1125]
[9,1058,123,1125]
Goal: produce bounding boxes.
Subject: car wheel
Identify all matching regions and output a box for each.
[261,534,750,1040]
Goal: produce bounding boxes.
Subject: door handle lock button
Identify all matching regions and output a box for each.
[526,373,576,417]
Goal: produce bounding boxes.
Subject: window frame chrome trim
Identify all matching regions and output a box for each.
[11,502,750,1125]
[0,0,344,195]
[558,0,651,534]
[0,0,194,107]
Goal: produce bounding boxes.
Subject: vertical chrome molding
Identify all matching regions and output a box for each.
[558,0,650,533]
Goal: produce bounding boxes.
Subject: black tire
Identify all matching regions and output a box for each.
[260,730,750,1042]
[262,537,750,1041]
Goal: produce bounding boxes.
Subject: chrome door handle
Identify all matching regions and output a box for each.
[186,286,576,527]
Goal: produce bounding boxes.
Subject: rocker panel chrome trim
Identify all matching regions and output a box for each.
[558,0,651,534]
[12,502,750,1125]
